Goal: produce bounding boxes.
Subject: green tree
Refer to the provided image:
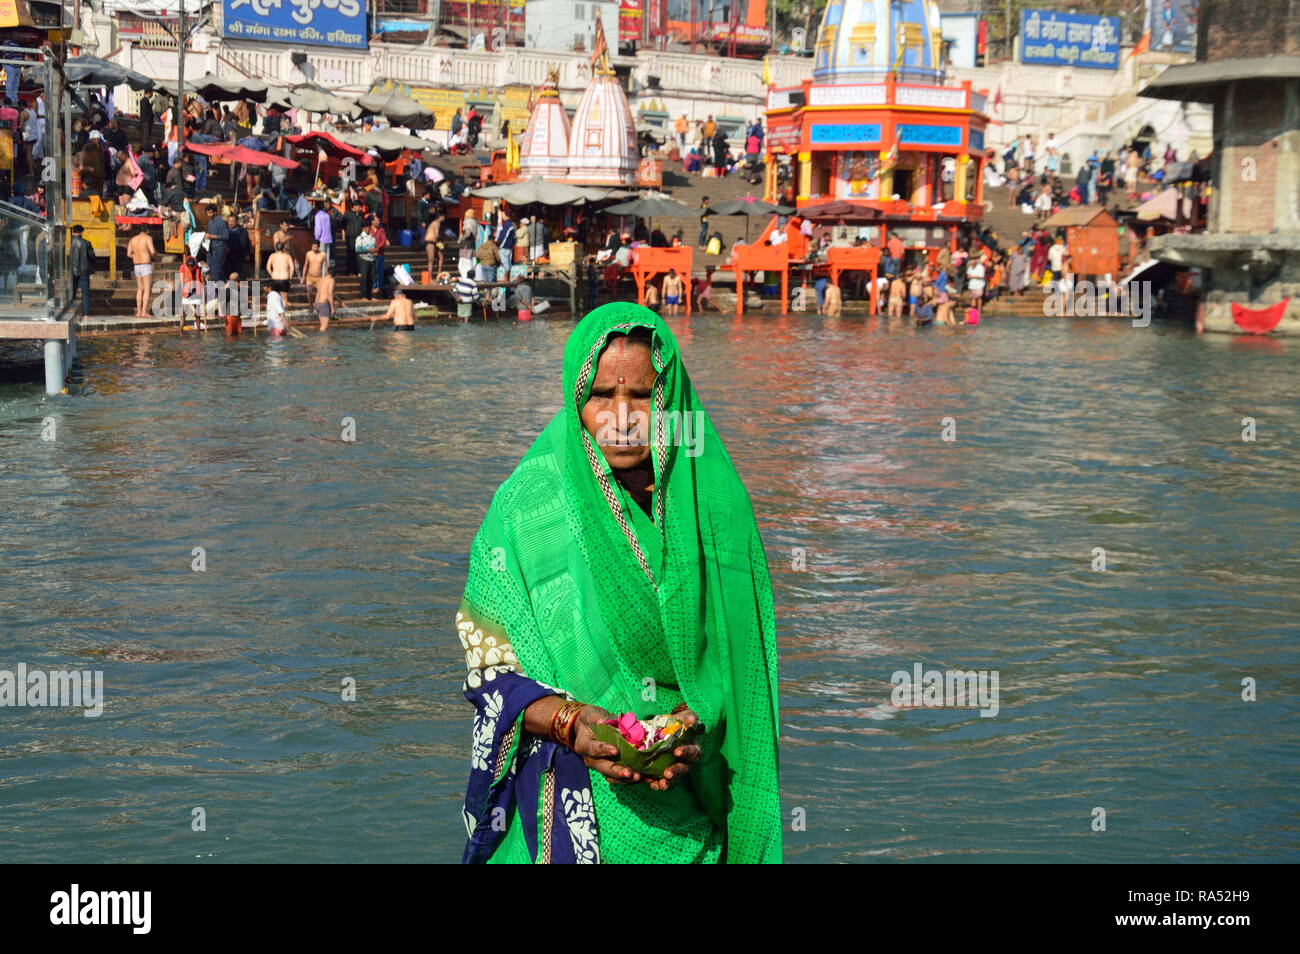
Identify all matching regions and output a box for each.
[771,0,828,51]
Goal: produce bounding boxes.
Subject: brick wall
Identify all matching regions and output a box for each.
[1200,0,1300,61]
[1223,142,1279,232]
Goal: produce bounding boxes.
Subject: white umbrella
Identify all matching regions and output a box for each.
[356,84,436,130]
[64,55,156,92]
[341,129,437,156]
[285,84,361,120]
[472,177,618,206]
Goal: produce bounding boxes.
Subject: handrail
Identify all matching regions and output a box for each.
[0,199,46,228]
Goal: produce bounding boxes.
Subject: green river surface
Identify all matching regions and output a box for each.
[1,313,1297,862]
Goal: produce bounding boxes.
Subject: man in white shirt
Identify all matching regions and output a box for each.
[1047,238,1067,279]
[966,256,987,309]
[266,288,287,336]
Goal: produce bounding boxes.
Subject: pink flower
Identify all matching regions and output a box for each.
[616,711,646,746]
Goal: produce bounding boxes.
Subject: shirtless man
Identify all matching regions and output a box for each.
[662,268,684,316]
[303,240,327,307]
[383,287,416,330]
[907,270,924,318]
[127,226,156,318]
[265,242,296,297]
[272,223,292,255]
[887,273,907,318]
[314,266,338,332]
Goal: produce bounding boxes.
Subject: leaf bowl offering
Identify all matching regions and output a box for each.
[590,712,702,778]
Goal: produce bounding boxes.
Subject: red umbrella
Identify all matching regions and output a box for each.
[184,141,230,158]
[799,199,879,220]
[283,131,372,162]
[225,145,300,169]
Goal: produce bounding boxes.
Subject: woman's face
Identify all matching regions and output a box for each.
[581,337,656,471]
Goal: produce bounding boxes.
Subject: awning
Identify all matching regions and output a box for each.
[340,129,440,158]
[356,82,436,130]
[1136,188,1194,222]
[708,197,795,217]
[1119,257,1186,288]
[471,177,635,205]
[189,73,269,102]
[800,199,880,220]
[279,84,362,120]
[63,54,156,92]
[1142,56,1300,103]
[184,142,301,169]
[226,145,300,169]
[284,132,373,163]
[604,196,700,218]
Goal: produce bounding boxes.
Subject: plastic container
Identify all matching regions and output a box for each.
[398,229,414,247]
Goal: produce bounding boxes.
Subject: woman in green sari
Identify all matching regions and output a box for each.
[456,302,781,864]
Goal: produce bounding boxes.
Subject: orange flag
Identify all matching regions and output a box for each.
[590,11,609,72]
[1127,31,1151,60]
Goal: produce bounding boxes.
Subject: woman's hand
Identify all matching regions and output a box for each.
[647,707,703,792]
[570,705,642,785]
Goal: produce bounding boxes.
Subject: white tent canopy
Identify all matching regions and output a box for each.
[471,177,636,206]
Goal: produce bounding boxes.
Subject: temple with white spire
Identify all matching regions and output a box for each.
[518,68,573,180]
[509,35,639,189]
[765,0,989,255]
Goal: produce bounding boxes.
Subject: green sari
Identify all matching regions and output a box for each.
[457,302,781,864]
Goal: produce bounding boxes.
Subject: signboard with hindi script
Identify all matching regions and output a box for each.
[220,0,368,50]
[1019,9,1120,70]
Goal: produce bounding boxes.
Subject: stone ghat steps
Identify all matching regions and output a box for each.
[87,241,446,306]
[650,165,776,262]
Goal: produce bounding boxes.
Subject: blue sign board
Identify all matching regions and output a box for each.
[222,0,369,50]
[969,128,985,153]
[1020,9,1121,70]
[810,124,882,146]
[897,124,963,147]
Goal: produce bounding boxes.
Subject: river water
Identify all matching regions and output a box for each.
[2,315,1297,863]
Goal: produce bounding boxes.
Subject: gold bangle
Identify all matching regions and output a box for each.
[560,702,583,747]
[549,700,584,747]
[560,703,584,747]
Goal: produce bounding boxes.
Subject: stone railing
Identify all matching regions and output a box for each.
[112,30,815,106]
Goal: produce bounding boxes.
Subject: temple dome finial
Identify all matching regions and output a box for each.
[812,0,945,85]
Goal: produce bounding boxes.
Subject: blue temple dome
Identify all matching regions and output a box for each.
[812,0,945,85]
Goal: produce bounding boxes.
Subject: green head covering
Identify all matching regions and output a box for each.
[461,302,781,863]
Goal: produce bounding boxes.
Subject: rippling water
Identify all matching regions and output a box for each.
[1,315,1297,863]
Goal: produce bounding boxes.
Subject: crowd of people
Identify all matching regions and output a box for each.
[60,83,483,327]
[675,115,765,182]
[986,131,1194,220]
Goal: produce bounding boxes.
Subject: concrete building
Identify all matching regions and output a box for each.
[1144,0,1300,334]
[525,0,618,55]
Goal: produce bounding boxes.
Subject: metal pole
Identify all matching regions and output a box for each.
[1005,0,1012,62]
[45,339,66,395]
[46,50,65,312]
[177,4,187,162]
